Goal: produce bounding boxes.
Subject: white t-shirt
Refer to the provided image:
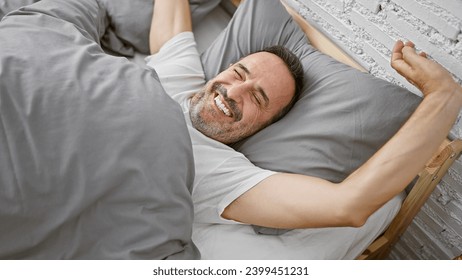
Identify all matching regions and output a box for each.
[146,32,276,226]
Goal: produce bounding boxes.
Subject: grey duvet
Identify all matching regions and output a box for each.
[0,0,199,259]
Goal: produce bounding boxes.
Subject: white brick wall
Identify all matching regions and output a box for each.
[286,0,462,259]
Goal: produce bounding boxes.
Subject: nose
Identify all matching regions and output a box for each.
[225,81,253,103]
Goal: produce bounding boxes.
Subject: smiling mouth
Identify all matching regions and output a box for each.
[214,95,231,117]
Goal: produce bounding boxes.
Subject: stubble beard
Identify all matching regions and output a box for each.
[189,88,226,140]
[189,84,252,144]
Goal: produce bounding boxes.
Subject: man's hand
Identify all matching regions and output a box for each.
[391,40,461,98]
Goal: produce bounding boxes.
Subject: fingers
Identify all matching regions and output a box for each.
[404,41,415,48]
[391,40,428,79]
[389,40,455,96]
[391,40,404,62]
[391,40,413,77]
[390,40,434,89]
[401,43,425,67]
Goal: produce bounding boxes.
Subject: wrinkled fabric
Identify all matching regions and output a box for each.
[0,0,198,259]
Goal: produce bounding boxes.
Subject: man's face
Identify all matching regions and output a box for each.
[189,51,295,144]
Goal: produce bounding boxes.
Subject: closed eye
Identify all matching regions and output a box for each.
[234,69,243,80]
[251,92,263,106]
[235,62,270,108]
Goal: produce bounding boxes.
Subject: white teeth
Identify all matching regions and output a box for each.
[214,96,231,117]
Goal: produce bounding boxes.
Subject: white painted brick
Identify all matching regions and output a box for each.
[409,213,452,259]
[414,214,443,244]
[432,0,462,21]
[393,0,460,40]
[361,41,421,95]
[387,11,462,79]
[448,160,462,184]
[391,238,420,259]
[350,9,396,49]
[424,198,462,238]
[393,199,459,259]
[438,178,462,200]
[283,0,301,11]
[397,229,425,254]
[418,201,451,235]
[325,0,345,12]
[415,212,462,256]
[388,243,406,260]
[299,0,353,36]
[441,172,462,195]
[390,246,412,260]
[401,225,440,259]
[413,216,455,257]
[356,0,381,14]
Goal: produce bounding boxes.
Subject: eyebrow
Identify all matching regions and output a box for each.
[236,63,270,107]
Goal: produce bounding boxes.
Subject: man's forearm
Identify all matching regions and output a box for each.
[330,41,462,226]
[340,43,462,222]
[149,0,192,54]
[341,86,462,223]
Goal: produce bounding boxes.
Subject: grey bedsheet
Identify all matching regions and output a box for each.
[0,0,198,259]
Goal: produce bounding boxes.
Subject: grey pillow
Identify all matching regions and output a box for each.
[200,0,421,234]
[0,0,198,259]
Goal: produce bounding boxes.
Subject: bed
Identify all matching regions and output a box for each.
[0,0,460,260]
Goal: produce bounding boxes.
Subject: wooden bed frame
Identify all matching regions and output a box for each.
[358,139,462,259]
[231,0,462,259]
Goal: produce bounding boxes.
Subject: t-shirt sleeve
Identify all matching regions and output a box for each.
[191,137,277,225]
[145,32,205,104]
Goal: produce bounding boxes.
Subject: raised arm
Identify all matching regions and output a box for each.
[149,0,192,54]
[223,41,462,229]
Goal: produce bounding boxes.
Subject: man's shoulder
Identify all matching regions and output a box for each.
[145,31,205,105]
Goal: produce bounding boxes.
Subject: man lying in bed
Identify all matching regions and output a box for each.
[147,0,462,257]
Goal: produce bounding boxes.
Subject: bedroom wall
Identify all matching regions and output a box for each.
[285,0,462,259]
